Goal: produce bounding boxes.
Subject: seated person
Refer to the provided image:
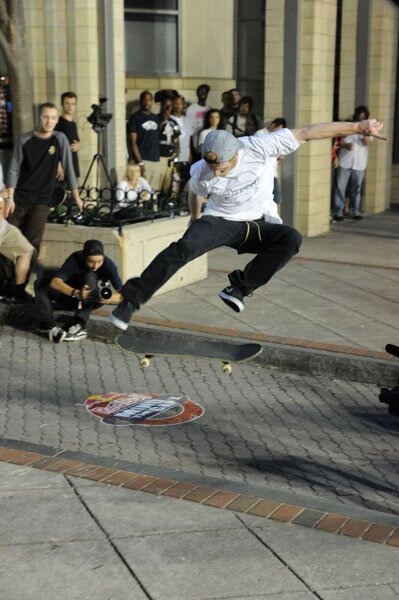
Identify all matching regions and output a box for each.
[0,191,34,303]
[114,163,152,215]
[34,239,122,342]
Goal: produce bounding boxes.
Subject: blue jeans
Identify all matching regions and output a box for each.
[122,216,302,310]
[333,167,365,217]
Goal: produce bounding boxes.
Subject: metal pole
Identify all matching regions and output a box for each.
[355,0,371,107]
[100,0,117,184]
[280,0,301,227]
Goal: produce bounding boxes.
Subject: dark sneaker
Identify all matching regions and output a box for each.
[49,325,67,343]
[7,292,34,305]
[352,215,363,220]
[64,323,88,341]
[110,299,135,331]
[218,286,245,313]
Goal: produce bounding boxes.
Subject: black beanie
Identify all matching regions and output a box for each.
[83,239,104,257]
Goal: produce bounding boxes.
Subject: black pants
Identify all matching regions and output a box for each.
[34,269,101,328]
[121,216,302,310]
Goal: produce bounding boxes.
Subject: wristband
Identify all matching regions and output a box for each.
[138,162,144,166]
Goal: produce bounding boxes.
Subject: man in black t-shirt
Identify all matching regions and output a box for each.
[127,90,160,190]
[158,98,180,193]
[55,91,80,178]
[5,102,83,255]
[34,239,122,342]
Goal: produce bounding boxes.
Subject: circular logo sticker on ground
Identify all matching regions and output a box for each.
[85,392,204,426]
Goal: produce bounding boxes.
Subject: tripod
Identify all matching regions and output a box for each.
[80,133,113,190]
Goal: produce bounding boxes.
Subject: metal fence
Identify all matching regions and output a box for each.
[47,186,190,227]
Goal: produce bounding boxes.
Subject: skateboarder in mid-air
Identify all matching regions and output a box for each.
[110,118,383,331]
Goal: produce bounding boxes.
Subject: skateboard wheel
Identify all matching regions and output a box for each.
[222,363,232,375]
[140,357,151,367]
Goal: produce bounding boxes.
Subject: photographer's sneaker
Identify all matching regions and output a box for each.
[64,323,88,341]
[110,299,134,331]
[218,286,245,313]
[49,325,67,343]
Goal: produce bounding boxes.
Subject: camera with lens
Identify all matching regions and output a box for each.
[87,97,113,134]
[96,280,113,301]
[83,272,113,301]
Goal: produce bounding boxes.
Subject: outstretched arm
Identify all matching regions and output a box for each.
[292,119,383,143]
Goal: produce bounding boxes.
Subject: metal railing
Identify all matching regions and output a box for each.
[47,187,190,227]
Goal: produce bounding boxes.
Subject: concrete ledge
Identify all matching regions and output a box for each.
[40,218,207,296]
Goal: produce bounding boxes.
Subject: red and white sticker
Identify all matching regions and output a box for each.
[85,392,204,426]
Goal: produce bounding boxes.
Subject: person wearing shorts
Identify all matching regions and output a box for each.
[0,193,34,302]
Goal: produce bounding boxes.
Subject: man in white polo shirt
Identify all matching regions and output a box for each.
[332,105,372,221]
[109,117,383,330]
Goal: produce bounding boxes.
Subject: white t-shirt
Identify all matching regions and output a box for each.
[197,128,214,149]
[172,114,191,162]
[115,177,152,208]
[338,134,371,171]
[185,102,210,149]
[190,129,299,224]
[226,114,247,137]
[254,127,278,178]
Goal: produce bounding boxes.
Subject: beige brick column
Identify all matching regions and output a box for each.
[24,0,48,104]
[264,0,285,122]
[364,0,398,213]
[297,0,337,236]
[43,1,69,100]
[65,0,100,185]
[24,0,100,184]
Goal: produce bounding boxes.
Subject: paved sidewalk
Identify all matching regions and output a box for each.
[1,461,398,600]
[1,210,399,599]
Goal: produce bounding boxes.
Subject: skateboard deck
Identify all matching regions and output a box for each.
[116,329,262,373]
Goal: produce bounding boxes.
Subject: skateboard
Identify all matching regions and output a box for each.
[115,329,262,374]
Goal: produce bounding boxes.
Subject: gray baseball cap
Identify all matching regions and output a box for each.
[202,130,244,164]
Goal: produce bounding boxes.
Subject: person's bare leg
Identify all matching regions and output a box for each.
[15,253,31,284]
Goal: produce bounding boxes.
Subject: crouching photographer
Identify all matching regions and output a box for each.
[34,239,122,342]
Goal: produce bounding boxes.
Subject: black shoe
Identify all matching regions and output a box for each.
[218,286,245,313]
[110,299,135,331]
[6,291,34,305]
[49,325,67,343]
[351,215,363,220]
[332,216,344,222]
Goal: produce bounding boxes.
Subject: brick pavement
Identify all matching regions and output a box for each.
[1,324,399,520]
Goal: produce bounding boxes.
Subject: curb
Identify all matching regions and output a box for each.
[87,313,398,386]
[1,303,397,385]
[1,442,398,548]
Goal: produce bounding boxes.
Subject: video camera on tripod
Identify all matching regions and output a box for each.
[87,96,113,134]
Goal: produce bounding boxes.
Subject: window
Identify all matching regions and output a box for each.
[124,0,179,75]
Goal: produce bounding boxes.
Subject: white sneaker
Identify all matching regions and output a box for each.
[110,299,134,331]
[49,325,67,343]
[64,323,88,341]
